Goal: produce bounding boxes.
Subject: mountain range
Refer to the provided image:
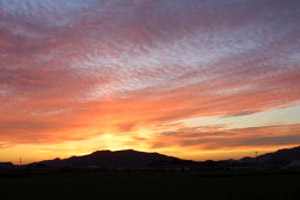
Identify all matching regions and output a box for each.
[27,149,197,170]
[2,146,300,170]
[240,146,300,164]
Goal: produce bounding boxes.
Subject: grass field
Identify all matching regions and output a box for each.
[0,171,299,200]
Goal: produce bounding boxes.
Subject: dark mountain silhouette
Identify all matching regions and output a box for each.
[0,162,14,168]
[239,146,300,163]
[255,146,300,164]
[29,149,197,169]
[238,146,300,169]
[19,146,300,170]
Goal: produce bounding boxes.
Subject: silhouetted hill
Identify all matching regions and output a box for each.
[24,146,300,171]
[256,146,300,163]
[29,149,197,169]
[240,146,300,166]
[0,162,14,168]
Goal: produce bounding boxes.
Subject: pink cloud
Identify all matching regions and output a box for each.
[0,0,299,151]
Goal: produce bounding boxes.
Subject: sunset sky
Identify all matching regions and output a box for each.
[0,0,300,164]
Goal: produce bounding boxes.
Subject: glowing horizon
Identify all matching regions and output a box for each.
[0,0,300,164]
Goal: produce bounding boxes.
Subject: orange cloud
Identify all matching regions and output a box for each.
[150,124,300,151]
[0,0,299,162]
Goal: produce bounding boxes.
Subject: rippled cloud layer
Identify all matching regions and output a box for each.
[0,0,299,162]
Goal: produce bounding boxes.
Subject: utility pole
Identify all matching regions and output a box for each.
[19,157,22,166]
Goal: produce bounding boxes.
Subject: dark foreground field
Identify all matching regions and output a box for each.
[0,171,300,200]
